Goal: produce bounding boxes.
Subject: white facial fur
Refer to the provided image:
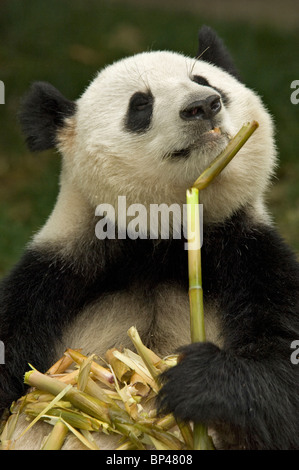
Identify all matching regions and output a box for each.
[35,50,277,245]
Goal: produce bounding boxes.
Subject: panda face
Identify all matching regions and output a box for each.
[57,51,276,225]
[72,52,235,188]
[21,46,277,231]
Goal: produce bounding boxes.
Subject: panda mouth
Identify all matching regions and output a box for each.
[170,148,192,159]
[167,127,224,159]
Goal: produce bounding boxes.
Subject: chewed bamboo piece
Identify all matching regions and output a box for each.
[186,120,259,449]
[65,349,115,388]
[41,419,69,450]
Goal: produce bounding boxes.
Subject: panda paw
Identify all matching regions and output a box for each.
[157,341,224,424]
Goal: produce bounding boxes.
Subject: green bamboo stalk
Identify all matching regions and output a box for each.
[135,422,184,450]
[24,370,112,424]
[186,188,204,344]
[176,420,194,450]
[186,188,212,450]
[25,402,103,431]
[193,121,259,190]
[186,120,259,450]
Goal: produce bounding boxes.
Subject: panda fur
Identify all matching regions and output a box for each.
[0,26,298,450]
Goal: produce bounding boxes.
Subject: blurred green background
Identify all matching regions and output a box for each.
[0,0,298,277]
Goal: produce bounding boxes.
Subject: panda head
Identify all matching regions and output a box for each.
[19,26,276,229]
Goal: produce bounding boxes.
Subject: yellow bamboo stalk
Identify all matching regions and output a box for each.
[116,440,138,450]
[46,354,74,375]
[127,327,161,383]
[41,419,68,450]
[65,349,115,388]
[112,349,159,393]
[105,348,132,382]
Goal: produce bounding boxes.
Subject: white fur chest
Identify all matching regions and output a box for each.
[60,282,222,360]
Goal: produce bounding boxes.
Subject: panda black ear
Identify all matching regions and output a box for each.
[196,26,241,81]
[19,81,76,152]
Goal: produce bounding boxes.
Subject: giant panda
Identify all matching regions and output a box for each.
[0,26,298,450]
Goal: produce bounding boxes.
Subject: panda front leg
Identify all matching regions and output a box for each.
[158,219,299,450]
[158,341,298,449]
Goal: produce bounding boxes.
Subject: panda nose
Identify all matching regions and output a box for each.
[180,95,221,121]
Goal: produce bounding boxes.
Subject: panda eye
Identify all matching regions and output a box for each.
[125,91,154,134]
[130,92,153,111]
[192,75,211,87]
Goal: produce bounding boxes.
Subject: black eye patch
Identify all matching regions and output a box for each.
[192,75,230,106]
[192,75,211,87]
[124,91,154,133]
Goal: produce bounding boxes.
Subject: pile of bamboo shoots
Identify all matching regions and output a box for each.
[0,121,258,451]
[0,328,191,450]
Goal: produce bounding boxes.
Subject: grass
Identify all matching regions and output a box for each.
[0,0,298,277]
